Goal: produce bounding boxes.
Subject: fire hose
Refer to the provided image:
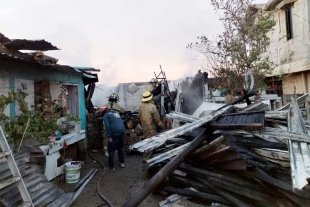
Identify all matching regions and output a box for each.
[88,110,114,207]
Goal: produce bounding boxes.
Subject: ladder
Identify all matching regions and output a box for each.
[154,65,175,114]
[0,126,33,207]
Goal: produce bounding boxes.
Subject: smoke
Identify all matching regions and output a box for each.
[91,84,118,107]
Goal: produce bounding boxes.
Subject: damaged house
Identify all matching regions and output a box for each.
[251,0,310,102]
[0,32,99,182]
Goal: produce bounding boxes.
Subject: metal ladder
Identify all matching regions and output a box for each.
[0,126,33,207]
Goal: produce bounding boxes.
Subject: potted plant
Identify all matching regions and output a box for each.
[66,115,81,134]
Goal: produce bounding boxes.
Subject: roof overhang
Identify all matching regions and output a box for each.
[0,53,99,84]
[3,39,59,51]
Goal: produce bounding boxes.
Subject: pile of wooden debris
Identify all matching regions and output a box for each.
[126,94,310,207]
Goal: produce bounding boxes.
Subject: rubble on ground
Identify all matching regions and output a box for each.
[128,94,310,206]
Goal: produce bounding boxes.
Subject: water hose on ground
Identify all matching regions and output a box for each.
[88,130,114,207]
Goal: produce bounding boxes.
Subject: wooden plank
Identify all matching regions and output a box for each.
[169,173,212,193]
[251,168,310,199]
[252,148,289,161]
[164,186,229,204]
[178,163,259,189]
[196,178,250,207]
[216,159,247,171]
[206,177,279,206]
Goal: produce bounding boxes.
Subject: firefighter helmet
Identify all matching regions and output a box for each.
[108,93,119,101]
[142,91,153,102]
[149,78,158,83]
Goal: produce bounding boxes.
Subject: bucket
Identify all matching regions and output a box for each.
[68,121,81,134]
[65,161,81,183]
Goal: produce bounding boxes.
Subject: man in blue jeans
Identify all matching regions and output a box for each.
[101,107,125,172]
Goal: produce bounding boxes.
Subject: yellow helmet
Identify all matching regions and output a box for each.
[142,91,153,102]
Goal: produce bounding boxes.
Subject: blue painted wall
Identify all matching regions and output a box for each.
[0,61,87,133]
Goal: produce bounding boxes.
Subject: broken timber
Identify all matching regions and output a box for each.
[123,129,208,207]
[128,107,228,153]
[277,93,308,111]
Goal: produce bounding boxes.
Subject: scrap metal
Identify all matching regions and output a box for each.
[128,106,229,153]
[287,96,310,190]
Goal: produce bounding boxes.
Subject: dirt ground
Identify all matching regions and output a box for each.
[56,151,165,207]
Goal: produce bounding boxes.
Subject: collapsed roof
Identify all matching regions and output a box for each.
[0,32,99,85]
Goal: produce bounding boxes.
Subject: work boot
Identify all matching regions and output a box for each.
[105,151,109,157]
[108,168,115,172]
[120,163,125,168]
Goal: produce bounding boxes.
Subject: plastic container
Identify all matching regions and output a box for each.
[48,136,56,143]
[65,161,81,183]
[68,121,81,134]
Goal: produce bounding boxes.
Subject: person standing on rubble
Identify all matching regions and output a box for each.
[101,106,125,172]
[138,91,163,162]
[148,78,162,102]
[99,93,126,156]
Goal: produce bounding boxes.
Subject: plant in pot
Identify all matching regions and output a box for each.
[66,115,81,134]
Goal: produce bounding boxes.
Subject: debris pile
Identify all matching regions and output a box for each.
[127,94,310,206]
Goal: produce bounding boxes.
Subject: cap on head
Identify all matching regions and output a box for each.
[142,91,153,102]
[149,78,158,83]
[108,93,119,101]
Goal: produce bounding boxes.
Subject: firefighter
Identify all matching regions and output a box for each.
[99,93,125,156]
[147,78,158,92]
[138,91,163,162]
[101,107,126,172]
[104,93,126,115]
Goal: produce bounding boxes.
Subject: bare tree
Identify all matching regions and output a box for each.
[187,0,276,91]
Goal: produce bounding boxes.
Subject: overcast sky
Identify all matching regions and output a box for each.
[0,0,267,86]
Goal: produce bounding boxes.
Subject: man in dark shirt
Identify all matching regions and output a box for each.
[101,107,126,172]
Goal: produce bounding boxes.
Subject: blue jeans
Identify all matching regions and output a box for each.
[108,132,125,169]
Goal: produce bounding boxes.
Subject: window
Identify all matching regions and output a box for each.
[285,5,294,40]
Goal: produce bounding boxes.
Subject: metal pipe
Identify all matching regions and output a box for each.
[161,82,165,116]
[123,128,207,207]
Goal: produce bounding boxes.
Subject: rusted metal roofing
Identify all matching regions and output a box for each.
[3,39,59,51]
[0,53,98,80]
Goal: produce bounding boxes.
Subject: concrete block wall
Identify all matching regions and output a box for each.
[118,82,149,111]
[262,0,310,76]
[282,73,303,94]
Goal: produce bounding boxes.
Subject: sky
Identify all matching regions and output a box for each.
[0,0,267,86]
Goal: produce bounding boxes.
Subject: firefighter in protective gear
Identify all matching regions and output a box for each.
[146,78,158,92]
[138,91,163,162]
[98,93,126,156]
[105,93,126,115]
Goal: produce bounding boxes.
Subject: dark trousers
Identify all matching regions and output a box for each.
[108,132,125,169]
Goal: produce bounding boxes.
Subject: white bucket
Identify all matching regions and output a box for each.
[65,161,81,183]
[68,121,81,134]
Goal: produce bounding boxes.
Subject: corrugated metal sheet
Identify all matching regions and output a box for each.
[129,106,229,153]
[287,96,310,190]
[0,146,96,207]
[4,39,59,51]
